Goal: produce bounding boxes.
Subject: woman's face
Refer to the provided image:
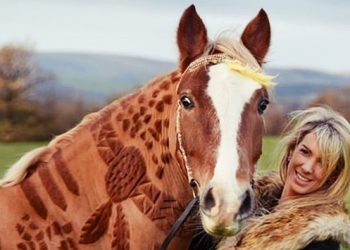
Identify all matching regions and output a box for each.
[284,132,327,197]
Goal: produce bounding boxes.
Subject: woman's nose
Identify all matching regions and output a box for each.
[301,160,314,173]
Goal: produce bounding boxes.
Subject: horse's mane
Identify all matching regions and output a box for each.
[0,32,262,188]
[0,110,105,187]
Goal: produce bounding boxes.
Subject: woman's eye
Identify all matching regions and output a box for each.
[258,98,269,114]
[180,96,194,110]
[300,148,309,155]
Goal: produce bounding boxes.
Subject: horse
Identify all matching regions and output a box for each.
[0,5,272,250]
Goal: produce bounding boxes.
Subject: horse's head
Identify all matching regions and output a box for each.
[176,5,271,236]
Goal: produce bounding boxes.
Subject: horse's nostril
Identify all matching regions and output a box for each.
[238,190,252,217]
[203,187,216,211]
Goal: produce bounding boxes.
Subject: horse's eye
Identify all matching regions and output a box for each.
[180,96,194,110]
[258,98,269,114]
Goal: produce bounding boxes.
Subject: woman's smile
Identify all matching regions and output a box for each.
[294,169,313,186]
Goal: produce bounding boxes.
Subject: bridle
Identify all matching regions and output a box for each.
[160,54,230,250]
[175,102,200,198]
[174,53,234,196]
[159,89,201,250]
[160,53,274,249]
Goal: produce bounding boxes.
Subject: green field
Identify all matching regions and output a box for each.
[257,136,281,172]
[0,142,47,177]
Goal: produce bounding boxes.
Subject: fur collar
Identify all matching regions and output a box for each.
[217,172,350,250]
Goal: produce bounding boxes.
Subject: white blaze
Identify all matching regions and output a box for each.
[206,63,262,200]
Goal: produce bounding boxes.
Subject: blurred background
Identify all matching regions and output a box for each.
[1,2,349,249]
[0,0,349,171]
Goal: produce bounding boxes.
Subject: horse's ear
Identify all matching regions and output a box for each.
[177,5,208,72]
[241,9,271,65]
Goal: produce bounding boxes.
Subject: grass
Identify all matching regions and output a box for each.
[0,142,47,177]
[258,135,281,172]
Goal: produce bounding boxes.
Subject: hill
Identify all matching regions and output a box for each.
[267,68,350,107]
[34,53,175,104]
[33,53,350,107]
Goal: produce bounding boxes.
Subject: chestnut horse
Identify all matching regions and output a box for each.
[0,5,272,250]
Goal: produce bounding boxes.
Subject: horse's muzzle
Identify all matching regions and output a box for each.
[199,186,254,236]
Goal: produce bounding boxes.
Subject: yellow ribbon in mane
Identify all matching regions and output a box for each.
[224,59,276,88]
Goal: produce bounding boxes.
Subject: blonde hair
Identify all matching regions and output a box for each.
[276,106,350,208]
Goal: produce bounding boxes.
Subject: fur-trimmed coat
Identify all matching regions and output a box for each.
[216,172,350,250]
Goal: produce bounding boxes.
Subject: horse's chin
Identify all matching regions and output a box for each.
[200,213,241,237]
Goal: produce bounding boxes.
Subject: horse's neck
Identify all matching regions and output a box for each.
[51,70,191,203]
[104,71,191,198]
[0,71,194,249]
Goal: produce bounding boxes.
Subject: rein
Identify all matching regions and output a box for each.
[159,196,199,250]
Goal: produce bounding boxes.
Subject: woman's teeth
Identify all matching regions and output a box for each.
[296,172,311,182]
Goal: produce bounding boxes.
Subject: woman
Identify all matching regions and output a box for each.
[190,107,350,250]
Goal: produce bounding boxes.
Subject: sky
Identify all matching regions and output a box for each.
[0,0,349,73]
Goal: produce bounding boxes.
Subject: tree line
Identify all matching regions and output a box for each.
[264,87,350,135]
[0,44,98,141]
